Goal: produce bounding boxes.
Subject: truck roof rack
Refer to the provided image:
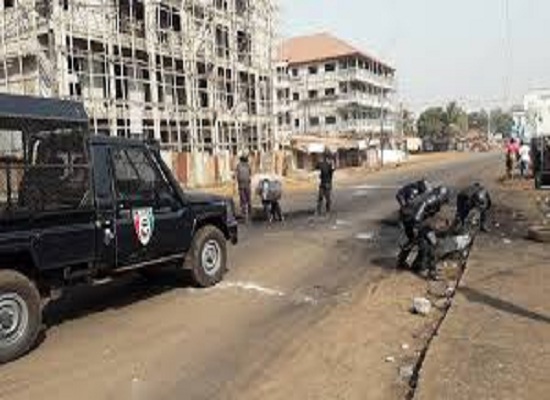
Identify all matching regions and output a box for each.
[0,93,88,127]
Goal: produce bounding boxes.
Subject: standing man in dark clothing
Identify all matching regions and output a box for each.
[316,150,335,215]
[235,155,252,221]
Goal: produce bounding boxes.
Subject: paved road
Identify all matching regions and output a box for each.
[0,153,497,400]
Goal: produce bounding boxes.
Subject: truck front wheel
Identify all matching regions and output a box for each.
[0,270,42,364]
[187,226,227,288]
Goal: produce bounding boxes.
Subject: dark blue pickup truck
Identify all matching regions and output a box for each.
[0,94,237,364]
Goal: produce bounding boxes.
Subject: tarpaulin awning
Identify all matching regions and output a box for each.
[291,135,364,154]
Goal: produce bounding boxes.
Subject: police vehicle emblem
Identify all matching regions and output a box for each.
[133,208,155,246]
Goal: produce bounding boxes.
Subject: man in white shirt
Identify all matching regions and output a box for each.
[518,141,531,178]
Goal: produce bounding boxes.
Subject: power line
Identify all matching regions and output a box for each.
[503,0,513,107]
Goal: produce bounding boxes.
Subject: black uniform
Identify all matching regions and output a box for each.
[398,186,450,272]
[396,179,432,209]
[396,180,434,268]
[455,183,492,232]
[317,158,335,214]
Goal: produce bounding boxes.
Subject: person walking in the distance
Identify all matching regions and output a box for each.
[316,149,335,215]
[235,154,252,221]
[518,140,531,179]
[505,138,519,179]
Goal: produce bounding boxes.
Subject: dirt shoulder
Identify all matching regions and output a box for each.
[415,174,550,399]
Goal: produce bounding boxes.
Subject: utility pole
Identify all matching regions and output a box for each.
[379,88,386,167]
[487,109,492,141]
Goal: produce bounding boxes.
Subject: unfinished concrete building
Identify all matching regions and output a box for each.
[0,0,276,184]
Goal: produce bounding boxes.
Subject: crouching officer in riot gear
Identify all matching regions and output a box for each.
[396,179,434,268]
[455,183,492,233]
[396,179,432,209]
[398,186,450,273]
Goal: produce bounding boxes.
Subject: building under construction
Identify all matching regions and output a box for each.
[0,0,276,185]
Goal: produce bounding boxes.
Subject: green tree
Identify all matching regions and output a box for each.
[444,101,468,135]
[490,109,514,137]
[417,107,446,139]
[468,110,489,131]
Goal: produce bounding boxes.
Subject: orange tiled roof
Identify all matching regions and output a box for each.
[278,33,393,70]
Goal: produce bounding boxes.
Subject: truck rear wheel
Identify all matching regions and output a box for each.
[187,226,227,288]
[0,270,42,364]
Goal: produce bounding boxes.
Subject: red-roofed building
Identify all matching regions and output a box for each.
[274,33,397,143]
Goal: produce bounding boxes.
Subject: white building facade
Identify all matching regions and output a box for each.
[275,33,396,143]
[524,89,550,139]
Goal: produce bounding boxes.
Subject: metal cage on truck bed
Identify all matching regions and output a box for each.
[0,94,91,220]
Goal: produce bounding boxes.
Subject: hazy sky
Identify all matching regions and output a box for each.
[278,0,550,112]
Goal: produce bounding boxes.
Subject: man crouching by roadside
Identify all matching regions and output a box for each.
[455,183,492,233]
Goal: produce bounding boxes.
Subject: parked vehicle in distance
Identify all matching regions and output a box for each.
[0,93,238,364]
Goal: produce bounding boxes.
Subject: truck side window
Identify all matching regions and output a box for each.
[111,147,171,206]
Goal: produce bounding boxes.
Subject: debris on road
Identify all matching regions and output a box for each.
[503,238,512,245]
[401,343,410,350]
[445,285,456,297]
[412,297,432,316]
[399,365,415,380]
[385,356,396,363]
[433,298,450,310]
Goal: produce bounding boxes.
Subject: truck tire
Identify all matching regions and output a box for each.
[187,226,227,288]
[0,270,42,364]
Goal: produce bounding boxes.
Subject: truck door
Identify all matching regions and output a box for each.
[109,145,191,267]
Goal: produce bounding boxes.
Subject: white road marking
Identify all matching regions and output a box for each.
[216,281,318,305]
[218,281,285,297]
[353,184,400,190]
[352,190,370,197]
[356,232,375,241]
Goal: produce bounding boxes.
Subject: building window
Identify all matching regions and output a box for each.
[308,65,318,75]
[339,82,348,94]
[291,68,298,77]
[308,90,318,99]
[325,88,336,97]
[294,119,300,128]
[325,63,336,72]
[339,59,348,70]
[293,92,300,101]
[309,116,320,126]
[326,116,337,125]
[4,0,15,8]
